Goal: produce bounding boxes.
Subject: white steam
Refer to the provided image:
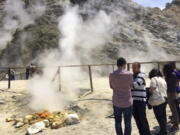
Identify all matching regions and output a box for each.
[28,5,112,111]
[27,0,178,111]
[59,6,112,64]
[0,0,46,50]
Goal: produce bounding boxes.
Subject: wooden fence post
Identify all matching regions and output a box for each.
[157,63,160,71]
[8,68,11,89]
[88,65,93,92]
[58,67,61,92]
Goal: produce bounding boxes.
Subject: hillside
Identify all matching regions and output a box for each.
[0,0,179,67]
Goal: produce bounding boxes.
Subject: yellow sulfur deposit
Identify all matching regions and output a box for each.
[6,110,80,131]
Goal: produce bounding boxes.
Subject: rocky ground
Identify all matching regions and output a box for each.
[0,79,179,135]
[0,0,180,66]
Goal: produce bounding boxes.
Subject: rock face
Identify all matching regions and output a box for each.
[148,0,180,51]
[163,0,180,26]
[0,0,5,26]
[0,0,180,66]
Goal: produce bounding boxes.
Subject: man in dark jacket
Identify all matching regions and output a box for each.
[163,64,179,132]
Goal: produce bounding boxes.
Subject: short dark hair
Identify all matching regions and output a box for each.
[149,68,162,79]
[117,57,127,67]
[169,61,176,69]
[163,64,174,76]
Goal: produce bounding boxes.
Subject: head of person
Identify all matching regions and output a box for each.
[132,62,141,73]
[169,61,176,70]
[149,68,162,79]
[163,64,174,77]
[117,57,127,69]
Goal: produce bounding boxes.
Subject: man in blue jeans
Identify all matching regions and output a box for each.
[109,57,133,135]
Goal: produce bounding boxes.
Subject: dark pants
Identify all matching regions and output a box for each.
[133,100,150,135]
[113,106,132,135]
[176,101,180,122]
[167,93,179,126]
[153,102,167,135]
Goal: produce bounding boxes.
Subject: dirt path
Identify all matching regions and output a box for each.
[0,80,179,135]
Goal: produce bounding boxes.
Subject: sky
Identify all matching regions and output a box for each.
[133,0,173,9]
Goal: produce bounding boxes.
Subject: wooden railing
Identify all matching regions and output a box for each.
[0,60,180,91]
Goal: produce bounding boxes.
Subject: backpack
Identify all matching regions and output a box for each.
[174,70,180,79]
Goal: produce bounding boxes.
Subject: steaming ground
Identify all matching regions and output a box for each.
[0,78,179,135]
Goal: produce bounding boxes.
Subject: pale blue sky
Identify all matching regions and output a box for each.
[133,0,173,9]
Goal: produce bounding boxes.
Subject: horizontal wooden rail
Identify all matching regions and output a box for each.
[1,60,180,90]
[0,60,179,69]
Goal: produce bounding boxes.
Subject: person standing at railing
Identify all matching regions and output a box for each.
[148,69,167,135]
[169,62,180,124]
[109,57,133,135]
[26,64,37,79]
[5,69,15,81]
[10,69,15,80]
[131,62,150,135]
[30,64,37,76]
[169,62,180,93]
[163,64,179,132]
[26,65,30,80]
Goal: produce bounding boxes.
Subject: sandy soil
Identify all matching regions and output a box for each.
[0,79,179,135]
